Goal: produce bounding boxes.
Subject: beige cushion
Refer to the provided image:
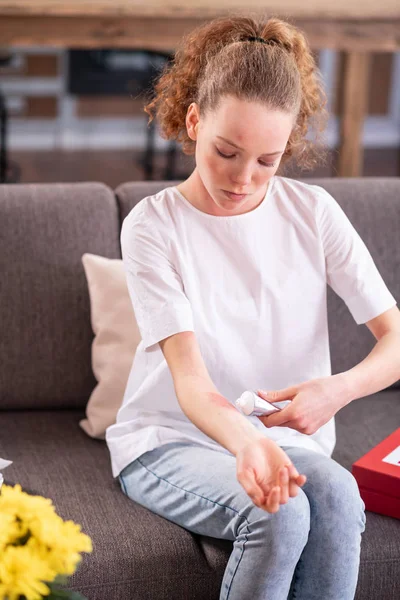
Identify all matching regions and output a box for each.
[80,253,141,439]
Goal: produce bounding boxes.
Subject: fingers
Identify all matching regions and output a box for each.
[262,472,288,514]
[240,468,278,510]
[278,466,289,504]
[265,486,281,513]
[288,474,305,497]
[240,466,307,514]
[285,463,307,490]
[274,466,304,504]
[270,466,307,511]
[285,462,299,479]
[239,470,266,506]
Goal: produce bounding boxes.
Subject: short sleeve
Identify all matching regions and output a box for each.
[120,211,195,351]
[316,188,397,325]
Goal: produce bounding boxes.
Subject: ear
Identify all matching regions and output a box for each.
[186,102,200,141]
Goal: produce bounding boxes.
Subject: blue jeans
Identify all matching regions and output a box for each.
[119,441,366,600]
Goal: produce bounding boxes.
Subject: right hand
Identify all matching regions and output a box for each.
[236,437,307,513]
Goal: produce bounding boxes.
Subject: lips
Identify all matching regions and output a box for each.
[223,190,248,200]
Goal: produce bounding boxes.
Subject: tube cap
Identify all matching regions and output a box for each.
[235,391,258,416]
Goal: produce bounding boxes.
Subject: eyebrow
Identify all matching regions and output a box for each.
[216,136,284,156]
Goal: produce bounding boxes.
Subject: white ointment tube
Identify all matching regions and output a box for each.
[235,390,291,417]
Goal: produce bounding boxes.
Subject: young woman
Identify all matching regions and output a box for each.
[106,14,396,600]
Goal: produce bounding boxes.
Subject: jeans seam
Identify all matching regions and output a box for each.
[136,456,251,600]
[137,456,246,519]
[225,522,250,600]
[119,474,128,496]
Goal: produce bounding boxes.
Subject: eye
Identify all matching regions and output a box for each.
[215,147,276,168]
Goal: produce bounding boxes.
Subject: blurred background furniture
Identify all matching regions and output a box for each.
[1,1,400,178]
[0,50,21,183]
[0,89,7,182]
[67,48,183,180]
[0,178,399,599]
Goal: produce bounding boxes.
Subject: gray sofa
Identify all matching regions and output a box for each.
[0,178,399,599]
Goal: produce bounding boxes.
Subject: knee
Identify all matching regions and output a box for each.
[316,464,366,531]
[249,488,311,549]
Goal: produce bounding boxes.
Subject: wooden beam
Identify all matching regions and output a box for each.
[0,16,198,51]
[1,0,399,20]
[337,52,372,177]
[0,16,399,51]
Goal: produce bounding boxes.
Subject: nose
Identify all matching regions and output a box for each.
[231,163,253,189]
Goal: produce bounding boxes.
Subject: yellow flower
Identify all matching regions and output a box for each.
[0,483,93,586]
[0,544,56,600]
[0,512,21,551]
[0,484,56,523]
[30,517,93,575]
[0,484,60,553]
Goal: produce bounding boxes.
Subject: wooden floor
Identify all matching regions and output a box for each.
[7,146,400,188]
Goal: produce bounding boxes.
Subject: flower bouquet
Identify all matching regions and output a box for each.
[0,482,93,600]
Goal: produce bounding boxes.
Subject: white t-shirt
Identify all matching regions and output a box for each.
[106,175,397,478]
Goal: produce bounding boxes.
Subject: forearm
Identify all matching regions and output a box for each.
[340,332,400,403]
[175,375,266,456]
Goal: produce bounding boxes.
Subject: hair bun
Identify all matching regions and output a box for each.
[245,36,268,44]
[244,36,290,52]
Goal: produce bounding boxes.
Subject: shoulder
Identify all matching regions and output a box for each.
[121,186,177,235]
[272,176,338,231]
[273,176,339,226]
[120,186,182,257]
[274,175,334,206]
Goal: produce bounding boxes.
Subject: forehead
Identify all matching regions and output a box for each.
[208,96,293,146]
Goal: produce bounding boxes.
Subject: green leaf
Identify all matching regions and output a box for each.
[45,591,88,600]
[45,581,88,600]
[51,575,70,586]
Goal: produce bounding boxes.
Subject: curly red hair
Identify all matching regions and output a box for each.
[144,13,329,172]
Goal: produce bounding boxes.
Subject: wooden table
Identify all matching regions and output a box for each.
[1,1,399,177]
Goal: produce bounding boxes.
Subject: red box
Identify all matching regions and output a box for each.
[351,427,400,520]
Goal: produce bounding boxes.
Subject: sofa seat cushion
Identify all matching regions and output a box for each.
[1,391,399,599]
[0,409,228,599]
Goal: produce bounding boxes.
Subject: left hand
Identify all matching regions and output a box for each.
[256,375,352,435]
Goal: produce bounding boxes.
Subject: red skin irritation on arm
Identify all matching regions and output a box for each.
[206,392,237,411]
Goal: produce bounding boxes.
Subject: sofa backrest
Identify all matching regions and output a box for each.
[0,183,121,409]
[0,177,399,411]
